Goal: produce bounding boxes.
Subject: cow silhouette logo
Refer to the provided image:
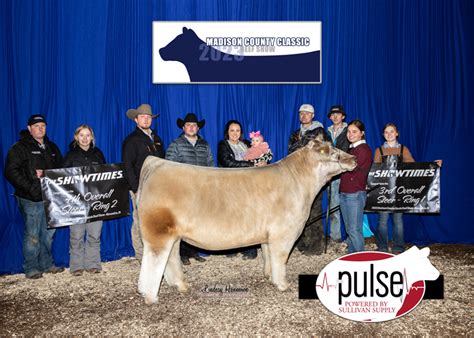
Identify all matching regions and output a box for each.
[316,246,440,322]
[159,27,320,83]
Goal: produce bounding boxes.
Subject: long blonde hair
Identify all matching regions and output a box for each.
[73,124,96,148]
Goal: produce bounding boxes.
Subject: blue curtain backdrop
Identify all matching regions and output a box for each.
[1,0,473,273]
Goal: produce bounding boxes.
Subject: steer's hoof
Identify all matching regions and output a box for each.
[276,282,290,291]
[144,294,158,305]
[177,282,189,293]
[138,283,147,296]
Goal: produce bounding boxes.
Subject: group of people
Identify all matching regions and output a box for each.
[4,102,440,279]
[122,104,274,265]
[5,116,105,278]
[291,103,442,256]
[3,104,274,279]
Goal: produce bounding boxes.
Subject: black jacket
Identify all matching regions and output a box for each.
[288,125,330,154]
[329,126,350,153]
[217,139,253,168]
[122,127,165,193]
[5,131,63,201]
[63,142,106,168]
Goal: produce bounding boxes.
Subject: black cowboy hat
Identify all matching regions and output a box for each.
[177,113,205,129]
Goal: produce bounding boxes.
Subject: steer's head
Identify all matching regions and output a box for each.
[306,140,357,179]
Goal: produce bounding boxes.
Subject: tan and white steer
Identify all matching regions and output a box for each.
[136,140,356,304]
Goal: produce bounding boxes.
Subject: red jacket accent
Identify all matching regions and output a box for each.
[340,143,372,193]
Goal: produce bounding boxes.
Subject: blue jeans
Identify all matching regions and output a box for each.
[340,192,366,253]
[17,197,56,276]
[329,179,342,241]
[375,212,405,253]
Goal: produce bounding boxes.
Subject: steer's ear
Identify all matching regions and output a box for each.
[183,27,188,33]
[307,140,315,149]
[420,247,430,257]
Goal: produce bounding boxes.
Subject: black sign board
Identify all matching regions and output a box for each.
[41,163,130,228]
[365,162,440,213]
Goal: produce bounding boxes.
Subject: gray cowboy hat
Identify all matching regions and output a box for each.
[126,104,159,120]
[177,113,205,129]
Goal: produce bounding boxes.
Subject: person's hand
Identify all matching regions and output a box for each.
[434,160,443,167]
[35,169,44,178]
[254,161,267,167]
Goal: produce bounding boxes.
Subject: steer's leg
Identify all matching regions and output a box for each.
[164,239,189,293]
[268,240,293,291]
[137,207,178,304]
[138,239,174,304]
[261,243,271,279]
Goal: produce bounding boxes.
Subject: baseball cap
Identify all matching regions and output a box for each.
[299,104,315,113]
[328,105,346,118]
[28,114,47,126]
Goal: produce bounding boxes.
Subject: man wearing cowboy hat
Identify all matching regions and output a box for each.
[122,104,165,261]
[166,112,214,265]
[327,105,350,243]
[288,104,330,256]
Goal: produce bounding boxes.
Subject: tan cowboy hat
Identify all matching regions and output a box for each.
[126,104,159,120]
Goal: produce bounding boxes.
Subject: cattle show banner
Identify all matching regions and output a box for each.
[153,21,321,84]
[41,164,130,228]
[365,162,440,213]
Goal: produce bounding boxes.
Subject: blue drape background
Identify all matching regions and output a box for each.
[1,0,473,273]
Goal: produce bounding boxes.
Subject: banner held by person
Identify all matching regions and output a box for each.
[41,163,130,228]
[365,162,440,213]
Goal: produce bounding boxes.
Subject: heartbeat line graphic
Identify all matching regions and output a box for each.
[395,269,426,317]
[315,273,337,291]
[397,268,425,303]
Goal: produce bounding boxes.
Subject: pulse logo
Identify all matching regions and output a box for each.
[316,246,439,322]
